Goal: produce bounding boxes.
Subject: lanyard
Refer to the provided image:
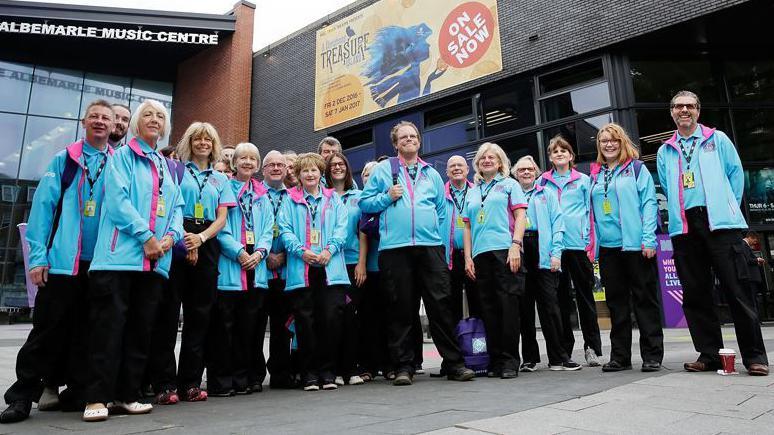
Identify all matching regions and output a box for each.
[239,190,254,230]
[187,166,211,202]
[524,187,535,203]
[479,178,498,208]
[269,190,284,217]
[82,153,107,200]
[407,164,418,181]
[148,152,165,196]
[602,164,615,197]
[451,185,467,215]
[306,196,319,226]
[679,137,698,170]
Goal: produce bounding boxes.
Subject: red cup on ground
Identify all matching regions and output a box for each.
[719,348,736,374]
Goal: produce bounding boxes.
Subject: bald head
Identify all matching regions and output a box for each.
[262,150,287,187]
[446,155,469,187]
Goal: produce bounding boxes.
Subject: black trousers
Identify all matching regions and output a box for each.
[474,249,523,371]
[672,207,768,367]
[558,249,602,356]
[358,271,390,374]
[520,234,570,365]
[207,287,264,393]
[598,248,664,364]
[147,275,179,393]
[451,248,480,321]
[4,263,90,404]
[289,267,345,383]
[85,271,162,404]
[264,278,294,384]
[338,265,364,377]
[379,246,464,374]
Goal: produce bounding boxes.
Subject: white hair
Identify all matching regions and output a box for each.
[233,142,261,169]
[512,155,542,178]
[129,99,170,140]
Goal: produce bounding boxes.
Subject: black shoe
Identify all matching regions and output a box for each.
[602,361,633,372]
[269,376,296,390]
[235,386,252,395]
[251,383,264,393]
[0,401,32,424]
[641,361,662,372]
[208,389,235,397]
[500,369,518,379]
[393,371,413,386]
[447,367,475,382]
[486,368,502,378]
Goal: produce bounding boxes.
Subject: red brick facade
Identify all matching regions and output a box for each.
[171,1,254,148]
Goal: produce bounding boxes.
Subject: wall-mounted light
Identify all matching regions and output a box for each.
[263,45,270,58]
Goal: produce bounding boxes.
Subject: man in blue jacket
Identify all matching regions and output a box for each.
[360,121,474,385]
[1,100,115,423]
[657,90,768,376]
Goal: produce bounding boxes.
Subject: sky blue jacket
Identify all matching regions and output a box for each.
[27,140,113,276]
[89,138,185,279]
[359,157,447,251]
[524,183,565,270]
[278,185,350,291]
[217,179,274,291]
[441,179,473,270]
[656,124,747,237]
[538,169,590,251]
[341,189,363,265]
[264,182,287,281]
[589,159,658,259]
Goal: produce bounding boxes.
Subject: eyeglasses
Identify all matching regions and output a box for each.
[329,162,347,168]
[516,167,536,173]
[599,139,620,145]
[263,162,286,169]
[671,103,698,111]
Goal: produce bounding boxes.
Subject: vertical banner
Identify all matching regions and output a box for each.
[656,234,687,327]
[17,223,37,308]
[314,0,503,131]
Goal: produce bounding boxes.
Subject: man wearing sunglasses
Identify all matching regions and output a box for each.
[657,90,768,377]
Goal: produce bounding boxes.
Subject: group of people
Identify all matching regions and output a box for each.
[0,89,768,425]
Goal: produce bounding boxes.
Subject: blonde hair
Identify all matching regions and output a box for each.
[595,123,639,166]
[293,153,326,180]
[232,142,261,173]
[129,99,170,140]
[176,122,222,164]
[472,142,510,183]
[547,135,575,168]
[511,155,542,178]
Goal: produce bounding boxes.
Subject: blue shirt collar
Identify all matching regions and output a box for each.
[82,139,107,156]
[186,160,212,174]
[679,125,702,142]
[479,173,504,186]
[136,137,158,155]
[263,181,286,194]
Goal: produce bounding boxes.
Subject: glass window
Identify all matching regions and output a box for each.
[543,113,614,167]
[425,100,472,128]
[482,79,535,137]
[18,116,79,181]
[636,108,732,162]
[733,109,774,163]
[496,132,540,171]
[540,59,604,95]
[0,61,33,113]
[80,73,132,117]
[540,82,611,123]
[630,59,723,103]
[726,60,774,102]
[28,67,84,119]
[423,147,475,182]
[336,127,372,150]
[0,113,25,180]
[423,120,476,154]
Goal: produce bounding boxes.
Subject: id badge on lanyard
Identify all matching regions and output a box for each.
[157,197,166,217]
[246,231,255,245]
[682,171,695,189]
[84,199,96,217]
[310,228,321,246]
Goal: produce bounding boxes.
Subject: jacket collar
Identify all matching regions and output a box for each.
[235,178,268,199]
[66,139,114,169]
[288,184,334,204]
[664,123,716,150]
[444,179,473,200]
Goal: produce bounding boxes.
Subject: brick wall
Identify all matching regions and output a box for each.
[172,1,255,148]
[250,0,748,157]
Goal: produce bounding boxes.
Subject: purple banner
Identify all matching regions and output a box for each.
[656,234,687,328]
[17,223,37,308]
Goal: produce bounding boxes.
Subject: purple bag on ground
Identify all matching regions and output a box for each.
[455,317,489,376]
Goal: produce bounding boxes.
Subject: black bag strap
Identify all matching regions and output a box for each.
[47,156,79,249]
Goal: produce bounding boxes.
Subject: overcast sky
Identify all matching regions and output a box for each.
[20,0,356,51]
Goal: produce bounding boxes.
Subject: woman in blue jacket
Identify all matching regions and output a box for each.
[513,156,580,372]
[208,143,273,396]
[83,99,184,422]
[589,122,663,373]
[462,142,527,379]
[325,152,367,386]
[538,136,602,367]
[277,153,350,391]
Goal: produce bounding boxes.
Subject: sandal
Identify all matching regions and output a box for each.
[182,387,208,402]
[82,403,108,422]
[155,390,179,405]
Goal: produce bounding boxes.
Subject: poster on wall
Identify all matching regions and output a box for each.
[744,167,774,226]
[656,234,687,328]
[314,0,503,131]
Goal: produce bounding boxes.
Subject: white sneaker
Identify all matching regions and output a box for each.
[38,387,60,411]
[110,401,153,415]
[348,375,364,385]
[321,382,338,390]
[585,349,601,367]
[334,376,345,386]
[82,404,109,422]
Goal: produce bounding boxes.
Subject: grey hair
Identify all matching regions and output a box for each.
[129,99,170,140]
[670,90,701,110]
[512,155,542,178]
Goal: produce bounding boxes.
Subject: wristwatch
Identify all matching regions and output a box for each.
[511,239,522,246]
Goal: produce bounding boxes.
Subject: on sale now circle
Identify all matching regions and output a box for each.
[439,2,496,68]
